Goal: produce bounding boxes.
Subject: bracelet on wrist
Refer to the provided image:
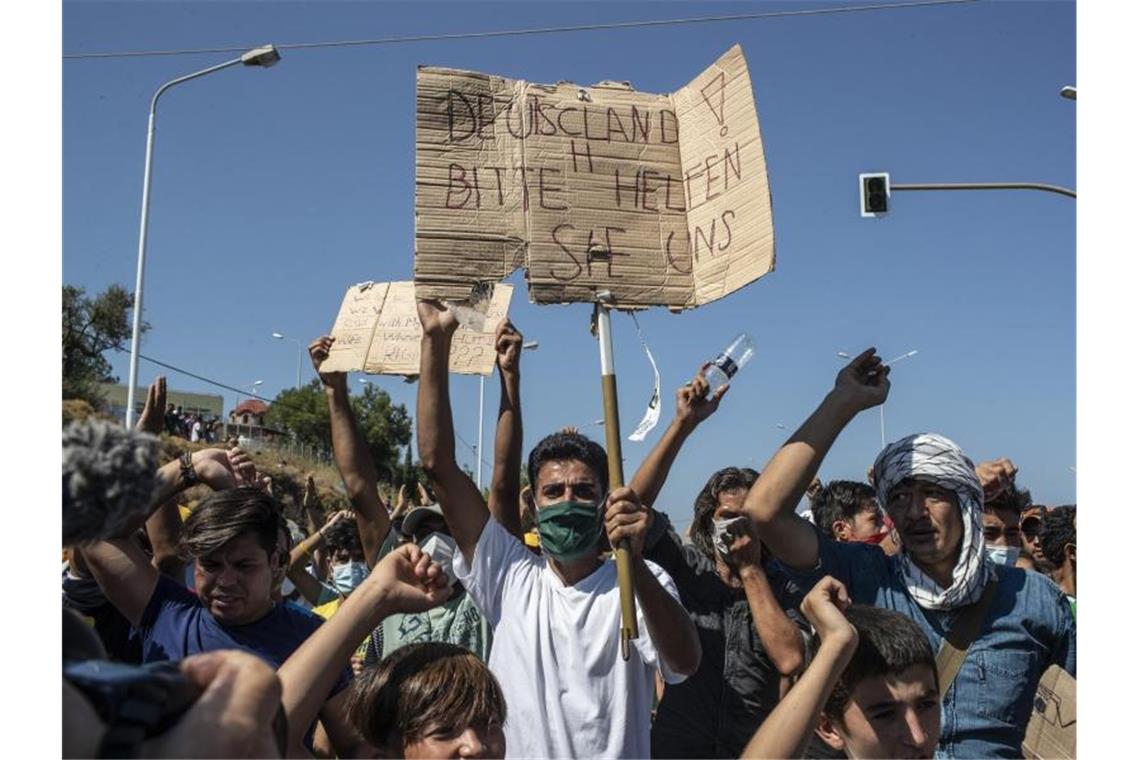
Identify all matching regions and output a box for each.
[179,452,198,486]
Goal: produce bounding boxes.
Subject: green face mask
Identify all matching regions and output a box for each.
[536,500,603,563]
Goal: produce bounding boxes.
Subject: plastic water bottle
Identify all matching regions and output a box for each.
[703,333,756,395]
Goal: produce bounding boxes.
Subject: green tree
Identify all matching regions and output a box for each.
[263,381,331,449]
[350,383,413,482]
[62,284,145,407]
[264,381,412,479]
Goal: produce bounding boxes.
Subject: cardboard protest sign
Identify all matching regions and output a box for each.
[414,44,775,310]
[320,281,512,376]
[1021,665,1076,759]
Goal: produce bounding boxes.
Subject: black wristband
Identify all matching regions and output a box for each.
[179,452,198,486]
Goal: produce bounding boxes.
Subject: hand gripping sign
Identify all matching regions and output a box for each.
[412,44,774,661]
[321,280,513,377]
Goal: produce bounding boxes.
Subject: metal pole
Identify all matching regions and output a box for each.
[476,375,485,490]
[891,181,1075,199]
[124,111,157,427]
[594,301,639,660]
[124,55,246,427]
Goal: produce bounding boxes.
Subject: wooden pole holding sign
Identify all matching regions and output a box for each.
[594,297,638,661]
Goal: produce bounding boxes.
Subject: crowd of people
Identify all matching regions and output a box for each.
[163,397,221,443]
[62,304,1076,758]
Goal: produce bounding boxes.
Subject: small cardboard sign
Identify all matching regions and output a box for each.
[321,281,512,376]
[1021,665,1076,759]
[414,44,775,310]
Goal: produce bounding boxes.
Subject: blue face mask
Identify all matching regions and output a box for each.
[332,561,369,594]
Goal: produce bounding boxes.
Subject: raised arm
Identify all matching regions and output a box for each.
[145,495,186,580]
[740,576,858,760]
[606,486,701,677]
[82,449,252,626]
[136,375,183,580]
[310,336,392,567]
[487,319,525,538]
[286,510,352,605]
[277,542,453,755]
[745,349,889,570]
[630,367,726,509]
[728,526,805,677]
[416,300,491,563]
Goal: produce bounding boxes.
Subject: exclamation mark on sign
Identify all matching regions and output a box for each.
[700,72,728,137]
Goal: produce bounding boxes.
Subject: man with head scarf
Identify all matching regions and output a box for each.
[743,349,1075,758]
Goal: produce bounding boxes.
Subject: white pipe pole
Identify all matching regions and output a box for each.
[124,55,249,427]
[476,375,485,490]
[124,110,157,428]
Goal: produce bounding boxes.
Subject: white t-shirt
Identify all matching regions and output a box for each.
[453,517,687,759]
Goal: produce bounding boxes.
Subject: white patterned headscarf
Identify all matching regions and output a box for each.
[873,433,995,610]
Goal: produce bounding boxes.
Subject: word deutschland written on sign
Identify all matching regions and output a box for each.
[413,44,775,310]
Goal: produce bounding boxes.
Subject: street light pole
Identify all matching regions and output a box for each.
[272,332,303,388]
[124,45,280,427]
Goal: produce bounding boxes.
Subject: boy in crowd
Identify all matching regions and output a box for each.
[276,540,465,756]
[980,475,1032,567]
[308,334,492,662]
[415,300,700,758]
[742,575,940,759]
[78,439,364,755]
[811,480,892,547]
[1041,505,1076,619]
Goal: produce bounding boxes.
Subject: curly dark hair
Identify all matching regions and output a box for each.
[323,517,363,555]
[986,483,1033,517]
[810,480,878,539]
[527,432,609,496]
[62,420,159,546]
[1039,505,1075,568]
[690,467,759,565]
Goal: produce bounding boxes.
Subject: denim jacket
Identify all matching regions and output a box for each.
[644,511,808,758]
[779,527,1076,759]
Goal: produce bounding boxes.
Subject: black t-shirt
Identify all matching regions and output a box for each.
[644,511,809,758]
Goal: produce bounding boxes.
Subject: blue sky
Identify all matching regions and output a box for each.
[63,0,1076,530]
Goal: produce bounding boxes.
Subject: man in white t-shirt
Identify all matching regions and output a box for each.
[415,300,701,758]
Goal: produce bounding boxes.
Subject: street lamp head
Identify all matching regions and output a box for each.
[272,332,284,339]
[253,380,263,386]
[1060,85,1076,101]
[242,45,281,68]
[522,340,540,350]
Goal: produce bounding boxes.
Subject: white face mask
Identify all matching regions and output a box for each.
[985,543,1020,567]
[712,516,750,561]
[419,532,458,587]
